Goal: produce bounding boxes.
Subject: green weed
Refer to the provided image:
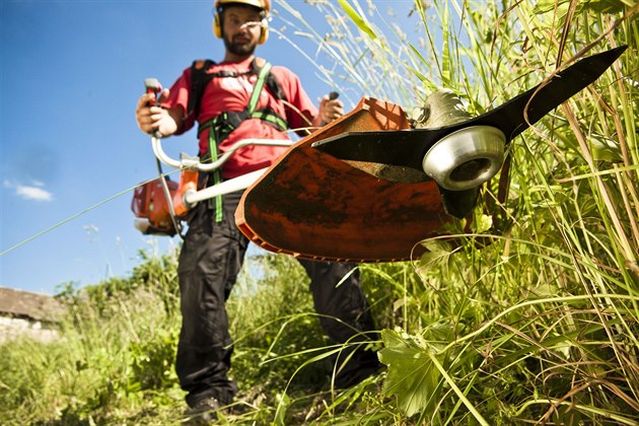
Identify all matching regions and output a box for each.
[2,0,637,424]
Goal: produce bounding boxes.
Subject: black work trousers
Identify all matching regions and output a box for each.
[176,191,379,407]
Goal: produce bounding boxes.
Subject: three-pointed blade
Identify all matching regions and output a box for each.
[313,46,626,170]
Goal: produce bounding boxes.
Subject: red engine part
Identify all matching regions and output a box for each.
[131,177,179,236]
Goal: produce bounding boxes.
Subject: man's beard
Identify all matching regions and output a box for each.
[223,35,257,56]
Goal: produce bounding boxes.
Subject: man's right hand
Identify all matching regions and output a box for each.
[135,89,179,138]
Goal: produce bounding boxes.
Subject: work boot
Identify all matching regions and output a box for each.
[333,349,383,389]
[183,396,220,424]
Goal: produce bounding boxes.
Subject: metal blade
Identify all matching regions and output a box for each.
[313,46,627,170]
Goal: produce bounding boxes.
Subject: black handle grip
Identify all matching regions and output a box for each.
[144,78,162,94]
[144,78,163,106]
[328,91,339,100]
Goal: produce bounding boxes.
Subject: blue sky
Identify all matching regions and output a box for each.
[1,0,422,294]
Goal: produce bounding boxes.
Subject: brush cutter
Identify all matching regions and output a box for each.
[235,46,627,262]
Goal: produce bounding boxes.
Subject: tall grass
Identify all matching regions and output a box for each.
[0,251,343,424]
[0,252,184,425]
[1,1,637,424]
[274,0,639,423]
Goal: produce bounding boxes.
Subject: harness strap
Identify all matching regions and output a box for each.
[251,110,288,130]
[189,58,287,120]
[197,109,288,138]
[188,59,216,119]
[208,130,224,223]
[248,62,271,113]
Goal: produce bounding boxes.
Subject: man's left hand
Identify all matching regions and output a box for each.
[315,94,344,126]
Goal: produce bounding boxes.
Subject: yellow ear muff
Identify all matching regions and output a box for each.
[213,13,222,38]
[258,19,268,44]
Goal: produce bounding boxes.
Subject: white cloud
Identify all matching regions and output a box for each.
[15,184,54,202]
[3,180,54,202]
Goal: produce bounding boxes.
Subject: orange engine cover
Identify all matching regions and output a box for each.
[235,97,451,262]
[131,177,179,236]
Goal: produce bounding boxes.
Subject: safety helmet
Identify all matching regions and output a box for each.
[213,0,271,44]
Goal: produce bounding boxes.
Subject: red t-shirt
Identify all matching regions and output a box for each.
[163,56,318,179]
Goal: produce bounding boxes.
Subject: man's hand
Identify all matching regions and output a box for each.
[314,93,344,127]
[135,89,180,138]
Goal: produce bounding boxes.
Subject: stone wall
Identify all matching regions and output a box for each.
[0,287,65,344]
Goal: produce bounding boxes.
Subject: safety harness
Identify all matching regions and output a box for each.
[188,57,288,222]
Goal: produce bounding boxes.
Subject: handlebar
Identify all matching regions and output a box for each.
[150,134,294,215]
[151,135,293,172]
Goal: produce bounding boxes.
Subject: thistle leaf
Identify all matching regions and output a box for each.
[379,329,441,417]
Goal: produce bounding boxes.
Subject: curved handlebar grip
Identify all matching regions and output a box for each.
[144,78,163,94]
[151,136,294,172]
[144,78,163,108]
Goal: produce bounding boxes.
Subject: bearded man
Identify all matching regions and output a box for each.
[135,0,380,418]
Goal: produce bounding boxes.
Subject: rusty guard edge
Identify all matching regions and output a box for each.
[235,97,446,262]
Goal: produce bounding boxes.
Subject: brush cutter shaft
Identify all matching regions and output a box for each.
[184,168,267,206]
[151,136,292,172]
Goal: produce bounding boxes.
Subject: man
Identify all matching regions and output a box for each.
[135,0,380,416]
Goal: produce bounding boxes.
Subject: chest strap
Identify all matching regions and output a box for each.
[197,109,288,138]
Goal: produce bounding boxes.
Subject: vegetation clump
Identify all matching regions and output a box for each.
[1,1,638,424]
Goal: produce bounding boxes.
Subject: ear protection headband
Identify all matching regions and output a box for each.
[213,8,269,44]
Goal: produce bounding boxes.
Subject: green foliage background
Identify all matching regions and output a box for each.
[1,0,638,424]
